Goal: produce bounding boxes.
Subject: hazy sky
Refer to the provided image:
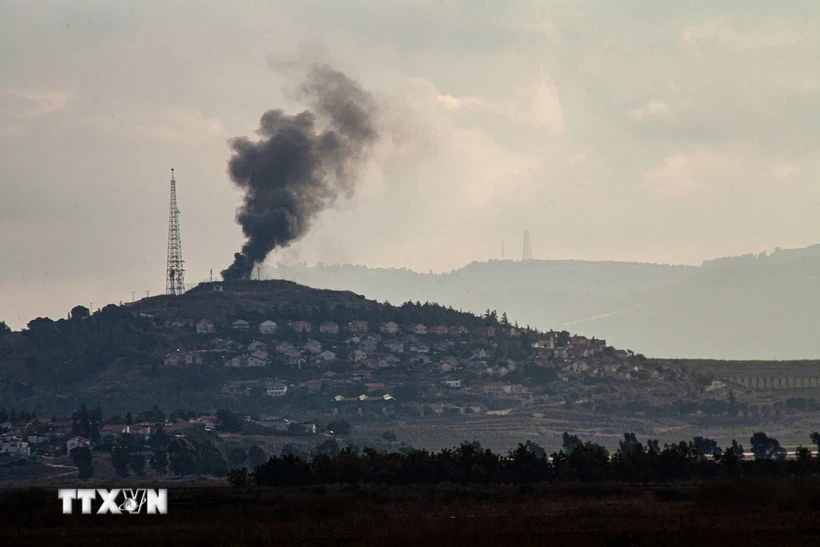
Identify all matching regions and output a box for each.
[1,0,819,328]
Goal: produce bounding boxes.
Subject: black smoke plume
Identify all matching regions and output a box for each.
[221,65,378,280]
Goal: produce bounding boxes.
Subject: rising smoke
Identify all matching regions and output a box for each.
[221,65,378,280]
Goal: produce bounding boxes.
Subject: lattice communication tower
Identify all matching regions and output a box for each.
[522,230,532,261]
[166,168,185,295]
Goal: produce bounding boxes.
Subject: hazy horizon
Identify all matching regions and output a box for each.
[0,241,813,331]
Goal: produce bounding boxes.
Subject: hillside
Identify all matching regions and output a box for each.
[269,245,820,359]
[3,278,820,454]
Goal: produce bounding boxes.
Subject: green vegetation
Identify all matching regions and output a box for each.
[235,430,820,488]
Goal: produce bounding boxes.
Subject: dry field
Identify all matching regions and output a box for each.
[2,480,820,546]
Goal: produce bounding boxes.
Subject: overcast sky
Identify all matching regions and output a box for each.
[1,0,819,328]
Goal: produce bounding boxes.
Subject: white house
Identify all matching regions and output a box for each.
[228,355,247,368]
[360,336,379,354]
[353,349,367,363]
[288,321,312,333]
[248,341,268,353]
[442,378,462,389]
[250,348,269,361]
[284,349,305,367]
[384,341,404,353]
[259,320,277,334]
[303,339,323,354]
[438,362,456,373]
[164,352,183,367]
[318,350,337,362]
[319,321,340,334]
[430,325,449,335]
[184,352,205,366]
[380,322,400,335]
[348,320,369,333]
[266,382,288,397]
[276,341,295,354]
[409,324,428,335]
[66,436,91,452]
[231,319,250,331]
[247,355,267,367]
[0,435,30,457]
[195,319,215,334]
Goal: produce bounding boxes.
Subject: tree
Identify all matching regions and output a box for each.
[70,446,94,479]
[228,447,247,466]
[247,445,266,468]
[130,454,147,477]
[111,437,131,478]
[150,450,168,475]
[326,419,351,435]
[731,439,745,460]
[216,409,244,433]
[138,405,165,423]
[692,436,722,459]
[149,428,171,451]
[227,467,250,487]
[750,432,785,460]
[523,439,546,459]
[562,432,582,454]
[810,432,820,454]
[314,438,340,457]
[168,437,199,476]
[0,321,10,337]
[70,305,90,320]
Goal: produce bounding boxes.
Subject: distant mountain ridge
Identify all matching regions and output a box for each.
[269,245,820,360]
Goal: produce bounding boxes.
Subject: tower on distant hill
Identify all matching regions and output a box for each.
[522,230,532,261]
[166,168,185,295]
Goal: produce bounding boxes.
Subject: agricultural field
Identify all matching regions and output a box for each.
[665,359,820,391]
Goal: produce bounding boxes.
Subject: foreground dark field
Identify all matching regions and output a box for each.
[2,479,820,546]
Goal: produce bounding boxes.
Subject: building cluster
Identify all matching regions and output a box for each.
[153,313,653,420]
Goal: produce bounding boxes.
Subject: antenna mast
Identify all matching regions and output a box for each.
[522,230,532,261]
[166,168,185,295]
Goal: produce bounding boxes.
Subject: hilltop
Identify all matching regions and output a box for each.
[2,279,820,454]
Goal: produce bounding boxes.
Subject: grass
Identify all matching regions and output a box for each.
[1,479,820,545]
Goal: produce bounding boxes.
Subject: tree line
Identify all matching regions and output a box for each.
[228,432,820,488]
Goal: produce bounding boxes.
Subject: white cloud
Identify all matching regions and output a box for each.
[518,65,565,137]
[644,150,742,197]
[0,86,68,119]
[770,162,799,182]
[627,99,671,122]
